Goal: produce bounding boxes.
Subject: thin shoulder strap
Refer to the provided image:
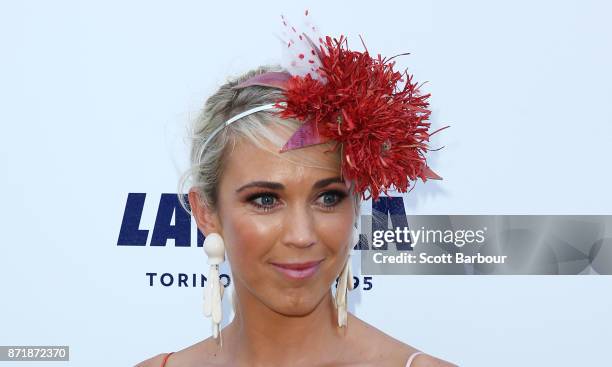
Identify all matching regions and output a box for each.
[405,351,424,367]
[160,352,174,367]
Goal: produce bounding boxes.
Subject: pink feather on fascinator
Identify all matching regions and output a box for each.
[231,9,448,201]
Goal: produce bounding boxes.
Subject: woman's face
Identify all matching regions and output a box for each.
[206,130,355,316]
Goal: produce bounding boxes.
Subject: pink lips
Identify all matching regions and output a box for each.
[270,260,323,280]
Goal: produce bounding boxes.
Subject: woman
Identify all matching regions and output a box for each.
[135,63,456,366]
[137,12,455,366]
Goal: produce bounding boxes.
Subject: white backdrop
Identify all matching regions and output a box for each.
[1,1,611,366]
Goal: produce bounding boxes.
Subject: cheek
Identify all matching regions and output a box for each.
[316,210,354,283]
[221,211,279,276]
[316,211,354,255]
[318,215,352,256]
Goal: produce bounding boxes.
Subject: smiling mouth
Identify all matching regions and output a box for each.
[269,260,323,280]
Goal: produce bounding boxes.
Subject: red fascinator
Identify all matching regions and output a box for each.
[232,10,447,201]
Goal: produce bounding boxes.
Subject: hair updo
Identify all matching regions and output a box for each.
[177,64,361,218]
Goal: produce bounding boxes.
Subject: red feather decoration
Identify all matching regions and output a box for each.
[274,35,444,201]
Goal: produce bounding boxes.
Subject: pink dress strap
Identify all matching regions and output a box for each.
[160,352,174,367]
[160,350,423,366]
[405,351,424,367]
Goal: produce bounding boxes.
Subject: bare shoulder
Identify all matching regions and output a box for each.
[410,353,458,367]
[346,313,457,367]
[136,337,225,367]
[134,353,169,367]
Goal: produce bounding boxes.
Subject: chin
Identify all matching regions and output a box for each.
[268,287,327,317]
[275,299,320,317]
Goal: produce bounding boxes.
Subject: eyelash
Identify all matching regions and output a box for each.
[246,190,348,212]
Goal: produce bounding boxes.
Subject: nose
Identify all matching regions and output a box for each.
[280,203,317,249]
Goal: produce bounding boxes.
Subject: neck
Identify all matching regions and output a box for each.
[223,282,346,366]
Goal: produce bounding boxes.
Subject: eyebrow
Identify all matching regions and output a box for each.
[235,176,344,194]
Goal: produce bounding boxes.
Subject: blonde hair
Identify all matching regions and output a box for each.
[177,64,361,218]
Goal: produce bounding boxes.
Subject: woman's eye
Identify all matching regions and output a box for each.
[317,190,347,208]
[248,193,279,211]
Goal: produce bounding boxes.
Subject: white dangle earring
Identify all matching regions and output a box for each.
[203,233,225,344]
[335,223,358,327]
